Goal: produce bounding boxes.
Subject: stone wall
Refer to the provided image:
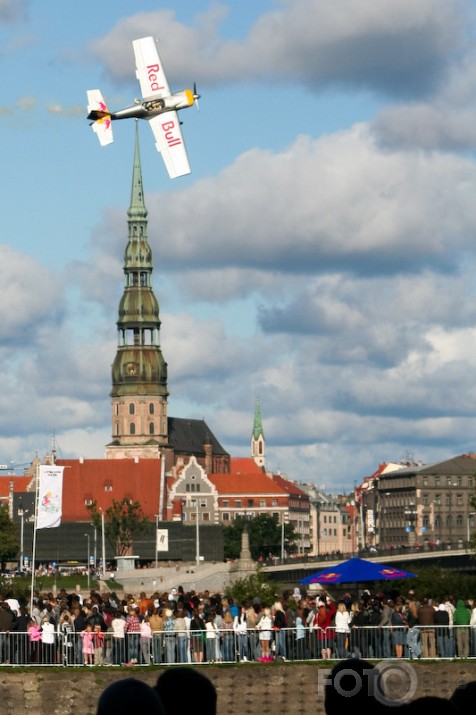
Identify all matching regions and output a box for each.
[0,662,475,715]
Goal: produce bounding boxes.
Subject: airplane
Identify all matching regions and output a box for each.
[87,36,199,179]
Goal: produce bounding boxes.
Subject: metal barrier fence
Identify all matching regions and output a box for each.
[0,625,475,666]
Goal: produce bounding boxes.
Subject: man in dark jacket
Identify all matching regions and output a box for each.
[0,601,17,664]
[417,597,436,657]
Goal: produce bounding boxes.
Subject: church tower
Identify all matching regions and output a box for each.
[251,396,265,468]
[106,123,169,460]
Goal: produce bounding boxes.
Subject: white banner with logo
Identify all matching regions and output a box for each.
[37,465,64,529]
[156,529,169,552]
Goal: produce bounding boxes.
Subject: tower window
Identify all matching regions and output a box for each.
[149,403,154,415]
[114,422,119,436]
[149,422,154,435]
[130,423,136,435]
[129,403,135,415]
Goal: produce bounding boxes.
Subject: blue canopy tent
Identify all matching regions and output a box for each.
[300,557,416,585]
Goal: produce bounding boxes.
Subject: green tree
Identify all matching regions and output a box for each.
[0,503,20,571]
[224,569,277,606]
[223,514,297,561]
[87,498,148,556]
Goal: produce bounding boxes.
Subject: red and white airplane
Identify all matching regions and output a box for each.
[87,36,199,178]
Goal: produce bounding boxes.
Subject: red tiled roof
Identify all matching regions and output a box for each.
[57,459,164,520]
[0,475,33,498]
[229,458,263,474]
[272,473,309,497]
[208,471,285,496]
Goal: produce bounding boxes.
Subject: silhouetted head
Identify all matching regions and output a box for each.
[324,659,386,715]
[97,678,165,715]
[450,681,476,712]
[155,667,217,715]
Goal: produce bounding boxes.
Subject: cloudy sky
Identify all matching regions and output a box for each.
[2,0,476,493]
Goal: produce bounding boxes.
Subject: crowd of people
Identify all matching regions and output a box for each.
[1,583,476,665]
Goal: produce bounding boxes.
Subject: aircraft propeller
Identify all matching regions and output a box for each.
[193,82,201,111]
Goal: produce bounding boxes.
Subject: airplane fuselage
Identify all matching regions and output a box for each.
[88,89,195,123]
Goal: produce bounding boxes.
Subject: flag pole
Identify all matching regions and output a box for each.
[30,460,40,612]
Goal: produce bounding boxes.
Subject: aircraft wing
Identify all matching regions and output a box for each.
[133,36,171,100]
[147,111,191,178]
[87,89,113,146]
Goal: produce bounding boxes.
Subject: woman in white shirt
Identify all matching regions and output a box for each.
[334,601,351,659]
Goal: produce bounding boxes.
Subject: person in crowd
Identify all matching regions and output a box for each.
[390,600,406,658]
[57,610,75,665]
[417,597,436,658]
[434,601,450,658]
[233,603,249,662]
[93,623,105,665]
[174,607,189,663]
[149,606,164,665]
[404,596,421,659]
[295,606,307,660]
[97,677,166,715]
[272,600,287,660]
[111,609,126,665]
[379,596,393,659]
[41,615,56,664]
[190,607,205,663]
[80,623,94,665]
[313,595,336,660]
[124,606,141,665]
[453,598,471,658]
[334,601,351,659]
[163,607,177,664]
[257,606,273,662]
[220,608,235,662]
[155,667,217,715]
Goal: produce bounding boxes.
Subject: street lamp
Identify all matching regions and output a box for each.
[99,509,106,580]
[195,499,200,567]
[281,511,289,561]
[84,533,90,592]
[154,513,159,569]
[467,512,476,544]
[17,500,29,571]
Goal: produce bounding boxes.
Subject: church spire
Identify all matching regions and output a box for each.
[251,396,265,468]
[106,123,169,460]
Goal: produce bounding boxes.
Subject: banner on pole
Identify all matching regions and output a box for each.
[156,529,169,552]
[37,465,64,529]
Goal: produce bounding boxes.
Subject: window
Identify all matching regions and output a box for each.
[222,513,230,521]
[129,403,135,415]
[469,477,474,488]
[149,403,155,415]
[247,499,254,507]
[456,514,463,527]
[423,515,429,528]
[423,494,429,506]
[149,422,154,435]
[260,500,266,507]
[235,500,242,507]
[423,477,428,486]
[456,494,463,505]
[222,500,229,507]
[85,499,93,506]
[435,494,441,505]
[435,477,440,486]
[271,500,278,506]
[130,423,135,435]
[202,513,210,522]
[446,476,451,486]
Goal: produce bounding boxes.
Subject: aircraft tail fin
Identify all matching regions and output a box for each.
[86,89,114,146]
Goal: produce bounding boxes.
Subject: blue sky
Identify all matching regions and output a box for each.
[2,0,476,492]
